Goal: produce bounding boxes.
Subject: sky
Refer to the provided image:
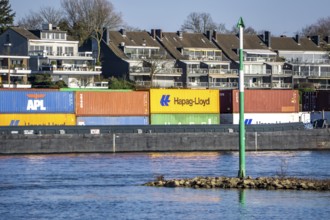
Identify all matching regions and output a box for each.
[9,0,330,36]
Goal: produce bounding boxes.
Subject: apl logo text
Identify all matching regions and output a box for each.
[26,94,47,111]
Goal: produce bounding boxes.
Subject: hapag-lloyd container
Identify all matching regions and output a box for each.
[76,116,149,125]
[220,90,299,113]
[150,89,219,114]
[220,113,305,124]
[0,91,74,113]
[75,91,149,116]
[0,114,76,126]
[150,114,220,125]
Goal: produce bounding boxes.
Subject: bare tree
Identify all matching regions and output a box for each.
[17,6,63,29]
[61,0,122,63]
[230,25,257,34]
[181,12,219,33]
[300,16,330,37]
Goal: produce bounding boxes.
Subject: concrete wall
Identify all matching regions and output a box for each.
[0,129,329,154]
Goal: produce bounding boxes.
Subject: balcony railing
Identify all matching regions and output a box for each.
[135,81,183,88]
[244,82,271,88]
[129,67,151,74]
[271,83,293,89]
[287,59,330,64]
[187,82,209,87]
[183,55,223,61]
[156,68,182,75]
[245,69,272,75]
[29,50,94,58]
[187,68,208,75]
[208,82,238,88]
[208,69,238,75]
[245,57,276,62]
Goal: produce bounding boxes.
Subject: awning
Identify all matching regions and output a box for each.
[180,60,201,65]
[209,74,238,78]
[202,61,230,66]
[244,49,276,55]
[265,62,285,65]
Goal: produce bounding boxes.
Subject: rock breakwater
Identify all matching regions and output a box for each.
[144,176,330,191]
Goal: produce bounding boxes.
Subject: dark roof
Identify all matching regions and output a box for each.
[271,36,323,51]
[159,32,221,60]
[214,34,271,61]
[107,30,170,59]
[10,27,39,40]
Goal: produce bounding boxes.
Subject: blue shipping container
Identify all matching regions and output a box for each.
[77,116,149,125]
[0,91,75,113]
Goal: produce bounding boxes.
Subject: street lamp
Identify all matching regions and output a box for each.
[4,42,12,88]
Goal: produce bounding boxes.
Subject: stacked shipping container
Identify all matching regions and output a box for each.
[219,90,301,124]
[75,91,149,125]
[0,91,75,126]
[150,89,220,125]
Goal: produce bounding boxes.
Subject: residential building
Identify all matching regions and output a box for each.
[0,24,101,88]
[0,54,31,88]
[213,31,292,89]
[270,34,330,90]
[155,30,231,88]
[100,29,182,88]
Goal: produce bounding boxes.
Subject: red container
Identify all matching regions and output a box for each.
[75,91,149,116]
[220,90,299,113]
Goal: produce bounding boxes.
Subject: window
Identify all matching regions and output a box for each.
[65,47,74,56]
[57,46,63,56]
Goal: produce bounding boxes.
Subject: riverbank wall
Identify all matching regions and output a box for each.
[0,128,329,154]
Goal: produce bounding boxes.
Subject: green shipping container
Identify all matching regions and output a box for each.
[151,114,220,125]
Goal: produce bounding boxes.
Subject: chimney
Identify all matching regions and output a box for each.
[177,30,183,38]
[295,34,300,45]
[206,30,212,41]
[150,29,156,39]
[212,30,217,41]
[325,36,330,44]
[102,28,110,44]
[264,31,271,48]
[120,29,126,36]
[311,35,320,47]
[156,29,162,40]
[42,23,52,30]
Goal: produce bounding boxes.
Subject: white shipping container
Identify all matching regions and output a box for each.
[220,113,308,125]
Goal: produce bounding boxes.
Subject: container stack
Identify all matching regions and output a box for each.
[150,89,220,125]
[0,90,75,126]
[302,90,330,123]
[75,91,149,125]
[219,89,301,124]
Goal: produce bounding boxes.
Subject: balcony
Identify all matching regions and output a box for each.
[187,82,209,88]
[129,67,151,75]
[135,81,183,88]
[245,82,271,88]
[208,82,238,89]
[156,68,182,76]
[187,68,208,76]
[245,70,272,75]
[208,69,238,75]
[1,83,31,88]
[183,55,223,61]
[271,83,293,89]
[245,57,276,62]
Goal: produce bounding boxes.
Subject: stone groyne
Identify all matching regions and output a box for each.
[144,176,330,191]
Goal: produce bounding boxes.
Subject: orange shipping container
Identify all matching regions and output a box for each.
[75,91,149,116]
[220,90,299,113]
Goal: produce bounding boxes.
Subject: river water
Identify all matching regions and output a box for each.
[0,151,329,219]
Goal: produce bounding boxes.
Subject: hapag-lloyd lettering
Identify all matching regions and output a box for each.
[173,97,210,106]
